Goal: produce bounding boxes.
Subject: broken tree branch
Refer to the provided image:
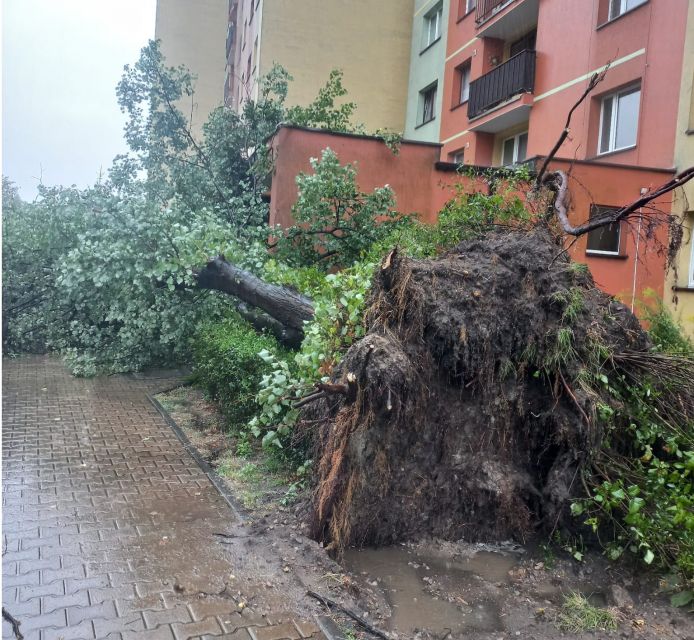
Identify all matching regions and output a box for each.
[195,255,314,333]
[2,608,23,640]
[293,373,358,408]
[535,65,609,188]
[306,590,390,640]
[547,167,694,236]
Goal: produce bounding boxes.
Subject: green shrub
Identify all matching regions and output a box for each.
[642,291,693,355]
[572,300,694,584]
[191,316,283,431]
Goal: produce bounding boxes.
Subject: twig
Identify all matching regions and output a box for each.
[535,66,609,188]
[306,590,390,640]
[548,167,694,236]
[2,608,23,640]
[293,373,358,409]
[293,391,327,409]
[558,370,591,427]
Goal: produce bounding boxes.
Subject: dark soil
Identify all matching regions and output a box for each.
[306,229,653,551]
[158,386,694,640]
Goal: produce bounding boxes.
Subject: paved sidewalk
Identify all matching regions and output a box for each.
[2,356,325,640]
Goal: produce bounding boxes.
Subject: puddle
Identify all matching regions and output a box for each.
[343,546,519,635]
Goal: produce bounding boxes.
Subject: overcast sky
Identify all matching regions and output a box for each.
[3,0,157,199]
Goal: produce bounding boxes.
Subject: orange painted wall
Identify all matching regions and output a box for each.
[268,127,674,311]
[548,159,674,305]
[441,0,688,167]
[269,126,463,228]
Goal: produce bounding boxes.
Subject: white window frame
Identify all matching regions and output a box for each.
[689,223,694,287]
[586,206,622,256]
[501,131,528,165]
[609,0,647,21]
[452,150,465,164]
[423,4,443,49]
[459,63,471,104]
[419,83,438,125]
[598,85,641,155]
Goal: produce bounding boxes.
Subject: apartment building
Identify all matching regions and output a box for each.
[665,0,694,338]
[225,0,413,132]
[404,1,450,142]
[432,0,689,305]
[155,0,228,136]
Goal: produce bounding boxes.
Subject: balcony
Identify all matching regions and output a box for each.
[475,0,512,23]
[468,49,535,120]
[474,0,539,40]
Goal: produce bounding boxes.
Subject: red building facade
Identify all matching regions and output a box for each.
[267,1,689,310]
[439,0,688,303]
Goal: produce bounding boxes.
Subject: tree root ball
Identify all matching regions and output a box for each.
[306,228,650,553]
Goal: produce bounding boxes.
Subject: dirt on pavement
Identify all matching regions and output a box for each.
[158,384,694,640]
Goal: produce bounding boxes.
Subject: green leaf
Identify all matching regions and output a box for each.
[670,590,694,608]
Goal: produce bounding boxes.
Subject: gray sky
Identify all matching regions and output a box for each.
[3,0,156,199]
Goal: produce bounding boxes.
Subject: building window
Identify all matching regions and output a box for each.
[451,149,465,164]
[457,62,471,104]
[689,216,694,287]
[419,83,438,125]
[457,0,476,19]
[501,131,528,165]
[586,205,621,255]
[423,4,443,50]
[609,0,647,20]
[598,85,640,154]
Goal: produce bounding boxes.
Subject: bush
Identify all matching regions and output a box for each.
[191,316,283,431]
[572,300,694,585]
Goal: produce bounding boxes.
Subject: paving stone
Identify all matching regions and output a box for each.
[248,622,302,640]
[67,599,119,625]
[42,619,97,640]
[42,589,91,613]
[188,598,238,622]
[2,357,325,640]
[292,621,321,639]
[93,613,146,638]
[122,626,176,640]
[143,604,194,628]
[172,617,223,639]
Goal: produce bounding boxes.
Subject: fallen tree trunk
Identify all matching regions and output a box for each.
[195,255,314,344]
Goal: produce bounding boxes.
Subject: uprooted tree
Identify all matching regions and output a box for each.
[4,45,694,582]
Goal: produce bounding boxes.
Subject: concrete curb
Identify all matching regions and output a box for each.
[146,392,247,523]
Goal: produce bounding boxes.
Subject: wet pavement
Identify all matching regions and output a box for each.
[2,356,326,640]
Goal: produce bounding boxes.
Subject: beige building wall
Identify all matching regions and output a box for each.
[257,0,413,132]
[665,1,694,339]
[155,0,228,136]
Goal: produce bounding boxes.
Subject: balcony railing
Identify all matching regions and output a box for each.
[467,49,535,119]
[475,0,513,24]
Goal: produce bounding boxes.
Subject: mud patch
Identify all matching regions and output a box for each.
[343,545,517,634]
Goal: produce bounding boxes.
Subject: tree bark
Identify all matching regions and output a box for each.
[195,256,315,344]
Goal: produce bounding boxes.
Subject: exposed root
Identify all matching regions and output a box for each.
[306,228,661,552]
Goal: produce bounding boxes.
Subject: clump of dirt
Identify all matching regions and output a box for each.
[306,228,657,551]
